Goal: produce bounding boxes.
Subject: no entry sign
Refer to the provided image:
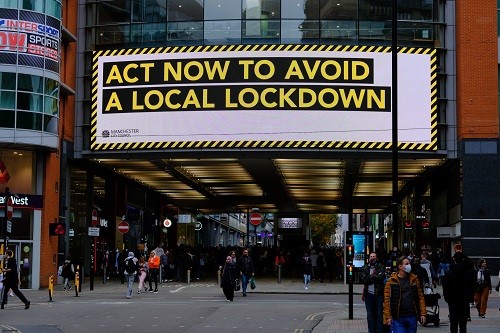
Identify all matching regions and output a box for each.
[91,209,98,227]
[118,220,129,234]
[250,212,262,226]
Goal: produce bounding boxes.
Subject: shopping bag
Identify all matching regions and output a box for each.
[234,278,241,291]
[250,277,256,290]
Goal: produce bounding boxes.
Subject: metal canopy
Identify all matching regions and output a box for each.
[90,150,446,214]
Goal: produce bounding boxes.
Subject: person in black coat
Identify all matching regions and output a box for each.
[443,252,475,333]
[221,256,237,301]
[1,250,30,310]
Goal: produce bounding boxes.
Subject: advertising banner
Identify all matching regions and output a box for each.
[92,45,436,151]
[0,8,60,73]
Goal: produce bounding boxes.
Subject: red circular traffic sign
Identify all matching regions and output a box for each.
[91,209,98,227]
[250,212,262,226]
[117,220,129,234]
[163,218,172,228]
[6,197,13,220]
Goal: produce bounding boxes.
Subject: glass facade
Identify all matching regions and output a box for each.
[88,0,439,48]
[0,72,59,134]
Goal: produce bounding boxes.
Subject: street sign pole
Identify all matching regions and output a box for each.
[3,187,10,251]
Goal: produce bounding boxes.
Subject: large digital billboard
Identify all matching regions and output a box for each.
[91,45,436,151]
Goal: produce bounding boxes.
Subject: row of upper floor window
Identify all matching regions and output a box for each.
[91,19,438,48]
[0,72,59,117]
[1,0,61,19]
[0,109,58,134]
[88,0,436,25]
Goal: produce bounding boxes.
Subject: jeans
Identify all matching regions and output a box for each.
[241,274,250,294]
[449,301,469,333]
[304,274,311,286]
[124,273,135,297]
[391,315,417,333]
[365,292,384,333]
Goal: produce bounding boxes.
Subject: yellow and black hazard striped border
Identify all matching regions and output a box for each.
[91,44,437,152]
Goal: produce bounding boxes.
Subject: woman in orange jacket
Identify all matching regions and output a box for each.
[383,256,426,333]
[147,251,161,293]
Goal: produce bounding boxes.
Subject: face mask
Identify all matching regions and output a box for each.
[403,264,412,273]
[369,259,376,265]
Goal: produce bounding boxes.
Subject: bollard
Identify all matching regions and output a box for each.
[277,264,282,284]
[74,265,80,297]
[217,266,221,286]
[48,275,54,302]
[187,269,190,285]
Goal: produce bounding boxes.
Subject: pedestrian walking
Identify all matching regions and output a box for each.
[237,248,254,297]
[137,256,148,293]
[302,252,312,290]
[360,252,386,333]
[61,255,75,291]
[123,251,138,299]
[443,251,475,333]
[147,251,160,293]
[1,250,30,310]
[473,258,492,318]
[383,256,426,333]
[221,256,237,301]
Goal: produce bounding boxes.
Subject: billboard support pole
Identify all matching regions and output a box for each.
[391,0,399,248]
[347,174,353,320]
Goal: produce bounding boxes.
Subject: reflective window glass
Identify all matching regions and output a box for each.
[205,0,241,20]
[44,115,58,134]
[204,20,241,45]
[45,78,59,97]
[46,0,62,19]
[144,1,167,23]
[243,0,280,19]
[242,20,280,41]
[97,1,132,25]
[168,0,204,21]
[44,96,58,115]
[281,20,319,44]
[321,20,357,41]
[0,73,16,90]
[320,0,357,20]
[0,110,15,128]
[359,0,391,20]
[0,91,16,109]
[17,111,43,131]
[2,0,18,9]
[167,21,203,43]
[18,74,44,94]
[282,0,319,20]
[22,0,44,12]
[359,21,385,40]
[17,92,44,112]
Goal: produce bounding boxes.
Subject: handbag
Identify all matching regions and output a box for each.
[250,277,256,290]
[234,278,241,291]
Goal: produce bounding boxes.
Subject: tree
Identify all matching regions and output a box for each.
[309,214,339,246]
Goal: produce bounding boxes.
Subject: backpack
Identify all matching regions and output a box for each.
[125,258,136,274]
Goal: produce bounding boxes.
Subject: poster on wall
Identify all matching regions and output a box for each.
[92,44,436,151]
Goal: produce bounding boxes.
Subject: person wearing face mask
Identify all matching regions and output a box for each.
[360,252,386,333]
[384,256,426,333]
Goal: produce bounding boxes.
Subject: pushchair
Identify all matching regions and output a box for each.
[423,292,440,327]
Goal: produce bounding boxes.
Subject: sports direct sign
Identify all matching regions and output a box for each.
[0,9,60,73]
[92,45,436,151]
